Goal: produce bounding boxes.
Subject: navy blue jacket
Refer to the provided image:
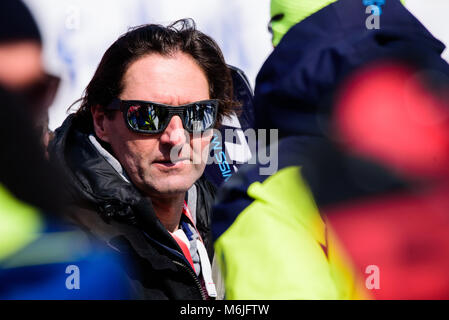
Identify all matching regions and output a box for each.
[255,0,449,138]
[213,0,449,240]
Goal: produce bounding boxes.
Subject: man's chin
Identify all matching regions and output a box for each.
[145,177,196,196]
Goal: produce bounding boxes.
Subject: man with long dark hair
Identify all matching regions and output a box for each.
[50,19,239,299]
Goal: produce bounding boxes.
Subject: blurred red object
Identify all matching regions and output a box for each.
[335,61,449,180]
[327,184,449,300]
[326,61,449,299]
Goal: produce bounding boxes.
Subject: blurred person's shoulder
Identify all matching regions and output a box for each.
[0,188,134,299]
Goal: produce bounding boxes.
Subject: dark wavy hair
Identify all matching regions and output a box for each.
[73,18,238,130]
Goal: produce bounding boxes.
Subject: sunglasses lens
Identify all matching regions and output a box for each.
[184,103,216,132]
[124,100,217,133]
[127,103,168,132]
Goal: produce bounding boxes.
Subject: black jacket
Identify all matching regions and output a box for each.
[49,114,216,300]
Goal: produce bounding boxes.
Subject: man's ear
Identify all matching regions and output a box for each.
[91,105,110,143]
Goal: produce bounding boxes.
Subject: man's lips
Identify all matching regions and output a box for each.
[153,157,190,167]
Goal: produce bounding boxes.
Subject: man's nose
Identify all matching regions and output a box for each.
[160,115,187,147]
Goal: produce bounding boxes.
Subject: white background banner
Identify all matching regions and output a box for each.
[23,0,449,130]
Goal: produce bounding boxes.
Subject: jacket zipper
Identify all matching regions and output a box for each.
[139,228,208,299]
[172,260,207,300]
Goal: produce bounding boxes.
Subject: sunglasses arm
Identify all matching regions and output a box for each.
[105,98,122,111]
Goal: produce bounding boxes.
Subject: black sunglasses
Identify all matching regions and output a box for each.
[106,98,219,134]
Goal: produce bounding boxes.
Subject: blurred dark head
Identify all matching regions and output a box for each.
[0,0,41,44]
[0,0,59,125]
[0,86,67,215]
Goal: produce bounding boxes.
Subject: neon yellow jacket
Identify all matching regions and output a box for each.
[214,166,366,299]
